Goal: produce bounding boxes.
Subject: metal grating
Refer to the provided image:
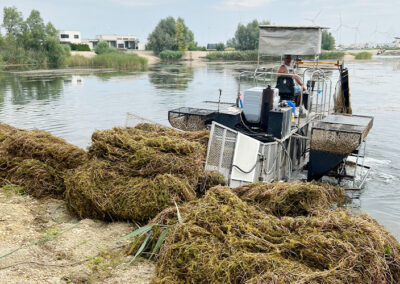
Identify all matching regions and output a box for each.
[206,122,290,187]
[205,122,237,181]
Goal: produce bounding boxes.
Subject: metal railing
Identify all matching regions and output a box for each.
[238,70,333,126]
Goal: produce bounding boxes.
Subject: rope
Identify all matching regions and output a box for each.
[0,222,81,260]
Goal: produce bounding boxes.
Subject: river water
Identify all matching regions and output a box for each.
[0,58,399,238]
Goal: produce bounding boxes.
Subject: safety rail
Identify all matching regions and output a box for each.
[237,70,333,126]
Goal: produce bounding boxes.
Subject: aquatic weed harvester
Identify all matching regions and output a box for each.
[167,26,373,190]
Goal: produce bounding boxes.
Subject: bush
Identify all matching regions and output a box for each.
[215,43,225,51]
[70,43,91,51]
[206,50,258,61]
[94,41,117,54]
[188,45,206,51]
[354,52,372,60]
[159,50,185,61]
[319,51,345,59]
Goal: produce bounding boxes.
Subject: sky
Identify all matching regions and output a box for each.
[1,0,399,46]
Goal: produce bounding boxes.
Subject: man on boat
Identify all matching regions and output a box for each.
[277,55,308,115]
[277,54,306,94]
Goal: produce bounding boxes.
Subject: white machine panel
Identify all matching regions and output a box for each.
[230,133,260,182]
[243,87,264,123]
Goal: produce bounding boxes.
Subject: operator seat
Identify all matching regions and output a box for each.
[276,76,297,102]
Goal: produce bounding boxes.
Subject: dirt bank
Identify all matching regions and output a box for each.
[125,50,161,65]
[0,187,155,283]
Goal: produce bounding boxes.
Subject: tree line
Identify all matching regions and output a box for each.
[146,18,336,54]
[0,6,69,68]
[0,6,337,69]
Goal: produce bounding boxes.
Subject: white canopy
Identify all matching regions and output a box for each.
[258,25,325,56]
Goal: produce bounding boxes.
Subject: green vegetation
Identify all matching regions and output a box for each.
[206,50,258,61]
[319,51,345,59]
[322,30,335,50]
[0,6,69,68]
[94,40,117,54]
[159,50,185,61]
[69,43,90,51]
[188,45,206,51]
[227,19,270,50]
[147,17,196,54]
[215,43,225,51]
[66,53,147,71]
[354,51,373,59]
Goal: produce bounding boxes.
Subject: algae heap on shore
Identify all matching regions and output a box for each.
[0,122,399,283]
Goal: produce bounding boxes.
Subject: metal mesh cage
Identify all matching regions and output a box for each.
[205,123,237,181]
[206,122,287,186]
[168,107,214,131]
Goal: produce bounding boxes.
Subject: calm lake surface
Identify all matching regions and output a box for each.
[1,58,399,238]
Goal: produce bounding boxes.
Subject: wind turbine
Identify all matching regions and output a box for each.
[304,10,322,26]
[349,21,361,45]
[372,23,379,44]
[335,13,343,46]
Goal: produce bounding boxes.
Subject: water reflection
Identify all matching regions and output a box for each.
[148,63,194,90]
[0,73,64,105]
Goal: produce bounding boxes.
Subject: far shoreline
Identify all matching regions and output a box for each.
[4,49,394,75]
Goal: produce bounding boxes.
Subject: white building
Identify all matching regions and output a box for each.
[395,37,400,48]
[90,34,139,50]
[58,30,82,44]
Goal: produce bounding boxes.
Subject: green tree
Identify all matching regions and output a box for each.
[2,6,23,37]
[175,20,185,51]
[147,16,195,54]
[147,17,177,54]
[23,10,46,50]
[322,30,335,50]
[1,7,69,68]
[228,20,270,50]
[215,43,225,51]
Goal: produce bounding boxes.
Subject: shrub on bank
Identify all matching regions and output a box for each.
[188,45,206,51]
[206,50,258,61]
[66,53,147,71]
[70,43,91,51]
[159,50,185,61]
[354,52,373,60]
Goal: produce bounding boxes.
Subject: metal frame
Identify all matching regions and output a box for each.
[205,122,292,187]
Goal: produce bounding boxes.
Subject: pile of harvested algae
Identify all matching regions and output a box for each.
[1,122,399,284]
[0,123,87,198]
[64,124,224,223]
[150,184,400,283]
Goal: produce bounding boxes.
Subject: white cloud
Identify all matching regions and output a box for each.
[216,0,275,10]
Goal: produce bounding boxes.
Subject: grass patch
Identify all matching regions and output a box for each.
[66,53,147,71]
[159,50,185,61]
[206,50,258,61]
[354,51,373,60]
